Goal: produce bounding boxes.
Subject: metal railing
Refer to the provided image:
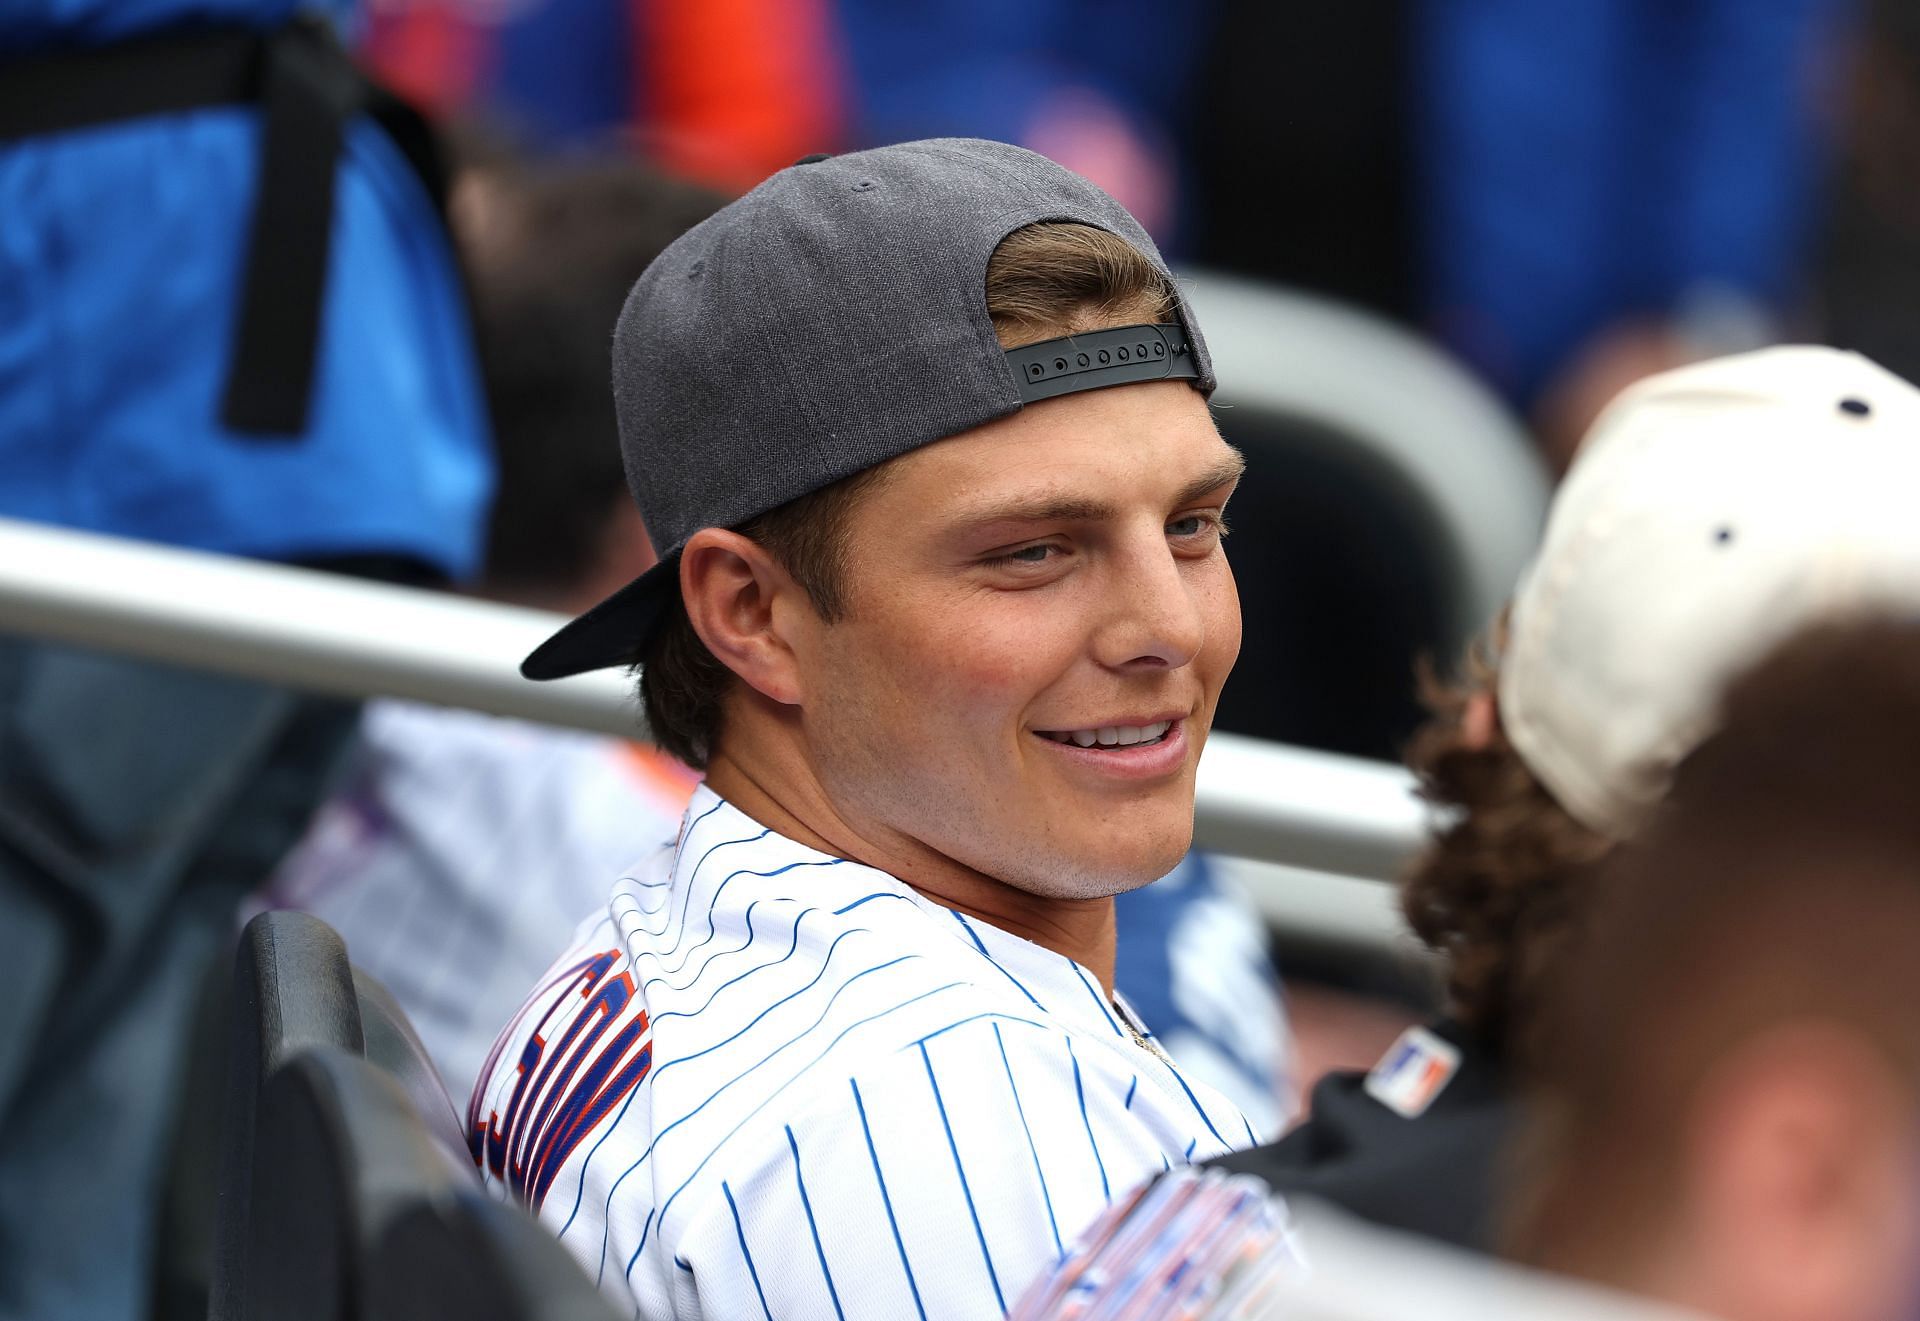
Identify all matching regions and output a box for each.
[0,516,1433,955]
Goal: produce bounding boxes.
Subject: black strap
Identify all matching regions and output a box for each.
[0,27,265,142]
[0,20,450,438]
[1005,323,1200,404]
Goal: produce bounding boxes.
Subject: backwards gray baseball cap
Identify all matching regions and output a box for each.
[521,136,1216,680]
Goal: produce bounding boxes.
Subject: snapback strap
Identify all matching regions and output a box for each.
[1006,323,1199,404]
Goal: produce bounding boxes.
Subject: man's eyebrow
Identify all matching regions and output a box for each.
[1173,451,1247,507]
[953,449,1248,531]
[956,494,1117,527]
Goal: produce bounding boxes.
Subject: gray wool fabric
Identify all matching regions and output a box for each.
[522,137,1213,680]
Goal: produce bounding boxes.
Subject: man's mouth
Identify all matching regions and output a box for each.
[1034,719,1175,749]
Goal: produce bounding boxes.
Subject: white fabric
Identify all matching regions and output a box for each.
[1501,346,1920,836]
[261,701,689,1096]
[469,786,1260,1321]
[1264,1199,1714,1321]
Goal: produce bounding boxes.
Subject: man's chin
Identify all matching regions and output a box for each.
[1016,836,1194,901]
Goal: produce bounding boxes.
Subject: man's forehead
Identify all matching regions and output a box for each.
[875,387,1238,513]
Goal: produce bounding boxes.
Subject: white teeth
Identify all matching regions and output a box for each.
[1042,719,1175,748]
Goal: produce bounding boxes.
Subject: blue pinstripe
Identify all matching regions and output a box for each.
[598,1209,653,1289]
[625,980,970,1282]
[1067,1037,1111,1202]
[634,817,769,940]
[612,887,671,925]
[581,944,914,1268]
[632,897,773,999]
[912,1011,1050,1046]
[658,856,843,970]
[721,1181,773,1321]
[994,1022,1064,1261]
[919,1040,1006,1313]
[833,891,912,916]
[1070,960,1128,1039]
[644,905,833,1024]
[677,795,731,844]
[951,911,1047,1010]
[853,1079,927,1320]
[1165,1060,1231,1148]
[559,928,902,1247]
[786,1125,847,1320]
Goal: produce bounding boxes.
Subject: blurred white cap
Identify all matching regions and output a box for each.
[1500,345,1920,838]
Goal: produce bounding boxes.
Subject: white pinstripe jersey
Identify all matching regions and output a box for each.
[468,786,1262,1320]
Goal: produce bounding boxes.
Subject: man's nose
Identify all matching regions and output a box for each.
[1091,537,1206,672]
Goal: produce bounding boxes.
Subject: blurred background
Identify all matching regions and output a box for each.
[346,0,1920,1114]
[7,2,1920,1316]
[346,0,1883,754]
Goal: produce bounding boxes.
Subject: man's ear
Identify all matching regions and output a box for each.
[680,527,808,706]
[1683,1021,1919,1321]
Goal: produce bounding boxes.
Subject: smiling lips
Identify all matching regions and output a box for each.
[1035,719,1175,749]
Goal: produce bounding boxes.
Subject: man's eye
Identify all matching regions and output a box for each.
[1169,513,1224,539]
[988,543,1056,566]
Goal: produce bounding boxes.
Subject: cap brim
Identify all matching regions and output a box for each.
[519,555,679,680]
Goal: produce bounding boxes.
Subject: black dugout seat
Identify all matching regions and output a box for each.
[209,911,616,1320]
[249,1044,621,1321]
[210,909,365,1321]
[248,1045,476,1321]
[353,965,468,1163]
[369,1188,625,1321]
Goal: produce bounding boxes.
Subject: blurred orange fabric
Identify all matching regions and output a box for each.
[638,0,845,190]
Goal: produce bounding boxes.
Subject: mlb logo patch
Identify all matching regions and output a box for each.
[1363,1026,1461,1119]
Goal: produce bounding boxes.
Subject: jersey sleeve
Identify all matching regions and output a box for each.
[668,1015,1185,1321]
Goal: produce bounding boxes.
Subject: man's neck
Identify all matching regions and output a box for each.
[704,743,1119,994]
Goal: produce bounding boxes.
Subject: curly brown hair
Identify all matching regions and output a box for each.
[1506,616,1920,1279]
[1399,620,1613,1056]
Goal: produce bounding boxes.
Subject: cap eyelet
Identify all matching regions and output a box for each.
[1840,397,1872,418]
[852,180,875,192]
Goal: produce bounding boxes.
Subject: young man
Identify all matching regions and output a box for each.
[468,139,1257,1318]
[1215,345,1920,1250]
[269,149,1285,1118]
[1512,617,1920,1321]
